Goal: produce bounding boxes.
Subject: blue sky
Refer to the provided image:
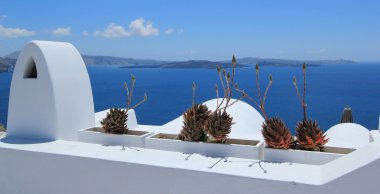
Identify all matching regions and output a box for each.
[0,0,379,61]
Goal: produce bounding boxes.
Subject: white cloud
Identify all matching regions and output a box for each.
[83,31,89,36]
[52,27,71,36]
[94,23,129,38]
[0,15,6,21]
[165,28,183,35]
[129,18,159,36]
[165,28,174,35]
[319,48,327,53]
[0,25,35,37]
[95,18,159,38]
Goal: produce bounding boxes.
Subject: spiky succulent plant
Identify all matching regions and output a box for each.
[235,64,290,150]
[178,104,211,142]
[292,64,329,151]
[204,110,234,143]
[262,117,293,149]
[100,75,147,134]
[296,119,329,151]
[201,55,242,144]
[101,108,128,134]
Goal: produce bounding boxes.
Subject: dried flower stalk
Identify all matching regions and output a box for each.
[124,74,147,111]
[293,63,307,120]
[235,64,272,120]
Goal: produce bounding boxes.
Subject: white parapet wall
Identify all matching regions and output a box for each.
[1,139,380,194]
[6,41,95,141]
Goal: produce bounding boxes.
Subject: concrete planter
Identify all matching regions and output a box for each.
[264,146,355,165]
[145,133,264,160]
[78,127,152,147]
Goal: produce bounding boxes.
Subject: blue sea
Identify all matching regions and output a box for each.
[1,63,380,132]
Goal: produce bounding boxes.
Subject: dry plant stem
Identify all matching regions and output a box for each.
[214,96,244,112]
[224,73,230,95]
[255,65,263,106]
[216,97,225,111]
[215,85,219,108]
[130,96,147,110]
[214,56,239,114]
[231,55,236,89]
[254,64,271,120]
[215,69,226,111]
[215,82,227,112]
[235,88,261,108]
[224,63,236,113]
[228,55,236,109]
[192,82,196,107]
[231,68,235,93]
[235,88,268,119]
[249,94,268,119]
[226,81,234,112]
[128,78,136,109]
[235,70,272,120]
[124,75,147,112]
[293,77,303,109]
[223,74,231,113]
[302,64,307,120]
[262,76,272,107]
[218,70,226,98]
[224,74,229,96]
[293,64,308,120]
[124,82,130,109]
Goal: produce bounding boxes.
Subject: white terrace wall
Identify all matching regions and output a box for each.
[7,41,95,141]
[1,144,380,194]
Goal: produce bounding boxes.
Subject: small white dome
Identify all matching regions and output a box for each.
[203,98,264,139]
[325,123,369,149]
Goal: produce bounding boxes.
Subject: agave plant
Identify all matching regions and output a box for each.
[295,119,328,151]
[293,64,329,151]
[178,82,211,142]
[204,110,233,143]
[101,74,148,134]
[235,64,292,149]
[262,117,293,149]
[101,108,128,134]
[203,55,244,143]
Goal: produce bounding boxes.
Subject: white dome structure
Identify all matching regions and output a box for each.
[325,123,369,149]
[6,41,95,141]
[160,98,265,140]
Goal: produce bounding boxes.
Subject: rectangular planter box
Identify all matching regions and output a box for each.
[78,127,152,148]
[264,146,355,165]
[145,133,264,160]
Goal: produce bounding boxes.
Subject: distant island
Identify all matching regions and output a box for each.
[121,60,248,69]
[0,50,356,72]
[221,57,355,67]
[0,57,16,72]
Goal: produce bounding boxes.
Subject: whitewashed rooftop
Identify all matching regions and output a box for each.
[1,40,380,194]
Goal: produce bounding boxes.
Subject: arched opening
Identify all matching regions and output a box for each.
[23,57,38,78]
